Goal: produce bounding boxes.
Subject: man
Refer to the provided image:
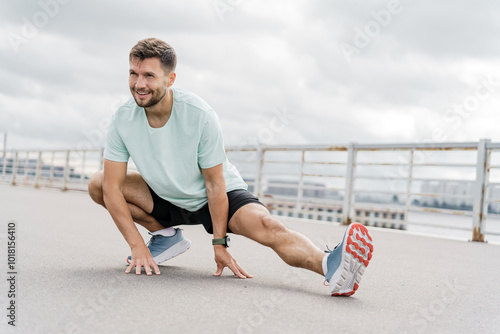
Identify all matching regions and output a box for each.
[88,38,373,296]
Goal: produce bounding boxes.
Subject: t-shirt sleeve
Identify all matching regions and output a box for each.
[198,110,227,169]
[103,117,130,163]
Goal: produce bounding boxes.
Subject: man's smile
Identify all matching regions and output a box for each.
[136,91,151,98]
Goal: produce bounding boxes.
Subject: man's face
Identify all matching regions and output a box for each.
[129,57,174,108]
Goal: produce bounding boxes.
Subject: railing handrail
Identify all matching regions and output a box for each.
[225,141,481,151]
[2,139,499,241]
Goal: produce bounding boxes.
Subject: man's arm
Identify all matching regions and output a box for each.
[201,164,252,279]
[102,159,160,276]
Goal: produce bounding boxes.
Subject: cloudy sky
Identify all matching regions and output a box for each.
[1,0,500,150]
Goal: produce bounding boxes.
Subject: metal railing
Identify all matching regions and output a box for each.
[227,140,498,242]
[0,148,103,191]
[2,139,500,242]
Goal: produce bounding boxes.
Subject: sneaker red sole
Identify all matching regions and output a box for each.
[331,223,374,296]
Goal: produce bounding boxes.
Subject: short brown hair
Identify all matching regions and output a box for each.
[129,38,177,73]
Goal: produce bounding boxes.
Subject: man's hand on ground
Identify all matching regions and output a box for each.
[125,245,161,276]
[212,245,253,279]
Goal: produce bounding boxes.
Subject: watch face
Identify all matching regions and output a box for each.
[225,235,231,247]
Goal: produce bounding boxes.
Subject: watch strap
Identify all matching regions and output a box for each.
[212,238,226,246]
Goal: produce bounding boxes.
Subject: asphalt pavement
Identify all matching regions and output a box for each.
[0,184,499,334]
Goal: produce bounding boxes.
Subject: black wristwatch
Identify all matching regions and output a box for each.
[212,235,231,248]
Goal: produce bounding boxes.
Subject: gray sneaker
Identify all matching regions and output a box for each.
[127,228,191,265]
[324,223,373,296]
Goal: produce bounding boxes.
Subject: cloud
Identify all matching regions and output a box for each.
[1,0,500,151]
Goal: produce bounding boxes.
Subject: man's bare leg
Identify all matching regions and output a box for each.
[88,170,164,232]
[88,170,191,267]
[228,203,325,276]
[229,203,374,296]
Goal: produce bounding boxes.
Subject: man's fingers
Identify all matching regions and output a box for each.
[227,263,246,279]
[152,262,161,275]
[213,264,223,276]
[125,257,160,276]
[125,263,133,274]
[136,262,142,275]
[145,265,152,276]
[147,260,160,275]
[213,253,251,279]
[236,263,253,278]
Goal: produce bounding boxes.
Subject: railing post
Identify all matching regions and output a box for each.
[62,149,71,191]
[49,151,55,185]
[472,138,490,242]
[256,146,265,198]
[11,150,18,186]
[403,149,415,227]
[295,149,306,216]
[80,150,87,185]
[342,143,357,225]
[22,151,29,184]
[99,147,104,170]
[34,150,43,188]
[1,150,7,180]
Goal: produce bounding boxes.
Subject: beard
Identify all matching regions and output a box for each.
[131,86,167,108]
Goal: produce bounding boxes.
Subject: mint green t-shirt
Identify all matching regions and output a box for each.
[103,87,247,212]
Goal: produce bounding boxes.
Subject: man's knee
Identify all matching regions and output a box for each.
[88,170,104,205]
[254,214,289,248]
[260,214,287,234]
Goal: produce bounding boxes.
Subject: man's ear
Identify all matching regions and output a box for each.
[167,72,176,87]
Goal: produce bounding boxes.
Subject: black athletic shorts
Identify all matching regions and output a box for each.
[147,187,265,234]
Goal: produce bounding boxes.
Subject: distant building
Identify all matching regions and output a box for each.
[419,180,473,210]
[265,180,328,198]
[0,157,80,179]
